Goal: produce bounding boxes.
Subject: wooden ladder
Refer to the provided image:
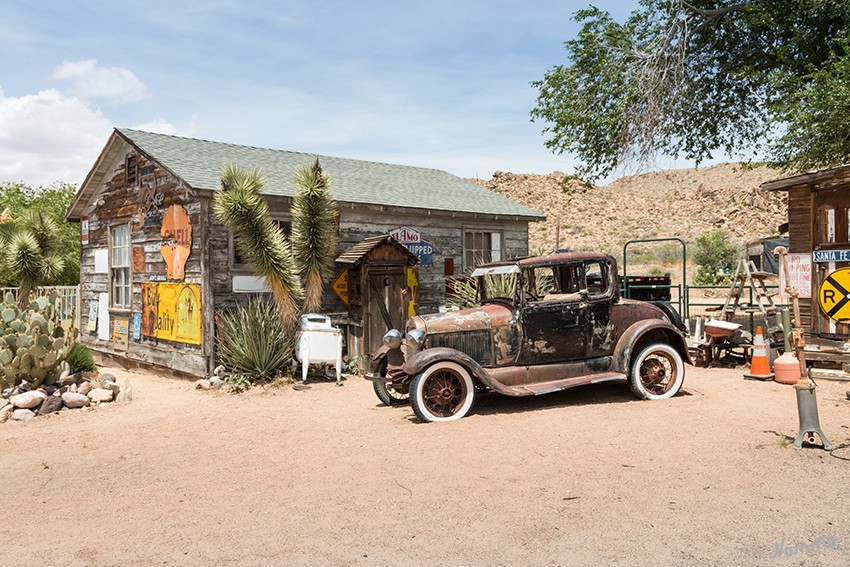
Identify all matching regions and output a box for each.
[707,259,783,345]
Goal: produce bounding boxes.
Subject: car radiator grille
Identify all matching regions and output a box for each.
[427,330,492,365]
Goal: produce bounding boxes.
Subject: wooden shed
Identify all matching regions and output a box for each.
[336,235,419,360]
[762,164,850,365]
[65,129,544,376]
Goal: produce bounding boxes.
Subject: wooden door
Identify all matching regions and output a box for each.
[813,188,850,337]
[366,268,407,356]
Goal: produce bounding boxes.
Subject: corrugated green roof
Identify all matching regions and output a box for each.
[117,128,544,220]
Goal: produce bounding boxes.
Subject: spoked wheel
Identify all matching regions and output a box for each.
[629,343,684,400]
[372,359,409,406]
[410,361,475,422]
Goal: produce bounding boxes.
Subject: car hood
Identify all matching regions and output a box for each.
[419,303,514,334]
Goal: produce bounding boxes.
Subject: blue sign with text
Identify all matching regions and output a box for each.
[406,240,435,267]
[813,250,850,263]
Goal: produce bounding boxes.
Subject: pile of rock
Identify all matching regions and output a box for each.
[0,372,132,423]
[193,365,230,392]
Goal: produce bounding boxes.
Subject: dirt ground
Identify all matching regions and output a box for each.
[1,362,849,567]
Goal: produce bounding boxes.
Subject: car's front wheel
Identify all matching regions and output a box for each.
[372,359,409,406]
[410,361,475,422]
[629,343,684,400]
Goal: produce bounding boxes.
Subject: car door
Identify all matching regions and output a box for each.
[584,259,617,358]
[519,265,587,365]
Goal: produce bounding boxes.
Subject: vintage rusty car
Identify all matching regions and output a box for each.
[368,251,691,422]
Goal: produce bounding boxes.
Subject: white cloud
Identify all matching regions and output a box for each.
[132,116,198,138]
[0,86,113,187]
[51,59,151,105]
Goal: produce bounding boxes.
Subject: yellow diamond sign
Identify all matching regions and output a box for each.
[332,269,349,306]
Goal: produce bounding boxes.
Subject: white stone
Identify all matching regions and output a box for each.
[0,403,13,423]
[77,381,92,396]
[10,390,46,409]
[116,378,132,402]
[12,409,35,421]
[88,388,113,403]
[195,379,211,391]
[62,392,90,408]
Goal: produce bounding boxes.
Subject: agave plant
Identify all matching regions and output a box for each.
[215,296,294,381]
[215,163,302,330]
[292,158,337,314]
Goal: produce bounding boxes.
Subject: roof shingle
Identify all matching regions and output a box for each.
[117,128,544,220]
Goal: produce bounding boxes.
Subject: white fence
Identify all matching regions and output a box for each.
[1,285,81,331]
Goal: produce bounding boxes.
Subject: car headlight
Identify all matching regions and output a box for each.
[405,329,426,351]
[382,329,402,349]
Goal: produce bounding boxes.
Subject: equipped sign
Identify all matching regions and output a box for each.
[817,267,850,321]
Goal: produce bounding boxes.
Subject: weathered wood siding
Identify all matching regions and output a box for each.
[330,208,529,314]
[78,145,208,376]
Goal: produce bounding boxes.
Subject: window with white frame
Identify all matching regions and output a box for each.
[464,229,502,269]
[111,225,132,309]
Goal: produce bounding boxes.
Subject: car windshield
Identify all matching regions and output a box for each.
[477,272,519,303]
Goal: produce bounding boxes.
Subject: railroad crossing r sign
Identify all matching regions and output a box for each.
[818,267,850,321]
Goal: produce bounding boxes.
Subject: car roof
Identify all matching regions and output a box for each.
[478,251,616,270]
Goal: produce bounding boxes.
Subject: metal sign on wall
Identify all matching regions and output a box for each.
[779,253,811,299]
[817,267,850,321]
[388,226,436,268]
[141,282,202,344]
[160,204,192,280]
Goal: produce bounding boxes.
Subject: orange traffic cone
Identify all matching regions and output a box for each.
[744,326,774,381]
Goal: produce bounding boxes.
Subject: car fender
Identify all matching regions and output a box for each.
[612,319,692,373]
[372,345,391,366]
[402,347,512,395]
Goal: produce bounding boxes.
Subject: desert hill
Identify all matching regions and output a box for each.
[469,163,788,262]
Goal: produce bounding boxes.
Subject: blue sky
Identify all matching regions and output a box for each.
[0,0,714,189]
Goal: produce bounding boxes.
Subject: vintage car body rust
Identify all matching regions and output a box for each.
[402,346,515,395]
[612,318,691,372]
[369,250,691,419]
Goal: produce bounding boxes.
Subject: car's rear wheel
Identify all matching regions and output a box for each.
[629,343,684,400]
[410,361,475,422]
[372,359,409,406]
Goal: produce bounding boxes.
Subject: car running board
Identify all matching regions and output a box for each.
[507,372,626,396]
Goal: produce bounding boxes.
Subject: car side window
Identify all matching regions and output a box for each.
[585,261,612,299]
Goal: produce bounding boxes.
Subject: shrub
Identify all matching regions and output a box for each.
[215,295,294,382]
[692,229,739,285]
[66,341,96,373]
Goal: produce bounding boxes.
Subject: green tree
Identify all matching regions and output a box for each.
[292,158,337,314]
[0,181,79,287]
[215,164,302,330]
[692,229,739,285]
[530,1,850,181]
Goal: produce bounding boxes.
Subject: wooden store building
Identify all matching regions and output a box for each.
[65,129,544,376]
[762,164,850,367]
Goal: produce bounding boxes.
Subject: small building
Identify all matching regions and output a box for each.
[65,129,544,376]
[762,164,850,364]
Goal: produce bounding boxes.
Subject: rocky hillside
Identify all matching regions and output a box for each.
[469,163,788,260]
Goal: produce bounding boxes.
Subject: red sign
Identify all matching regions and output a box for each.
[389,226,420,244]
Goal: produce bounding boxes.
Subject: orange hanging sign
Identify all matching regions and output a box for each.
[160,204,192,280]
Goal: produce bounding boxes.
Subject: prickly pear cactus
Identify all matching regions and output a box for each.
[0,289,78,390]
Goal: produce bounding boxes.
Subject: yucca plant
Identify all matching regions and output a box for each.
[215,296,294,381]
[292,158,337,314]
[215,163,302,330]
[0,209,65,309]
